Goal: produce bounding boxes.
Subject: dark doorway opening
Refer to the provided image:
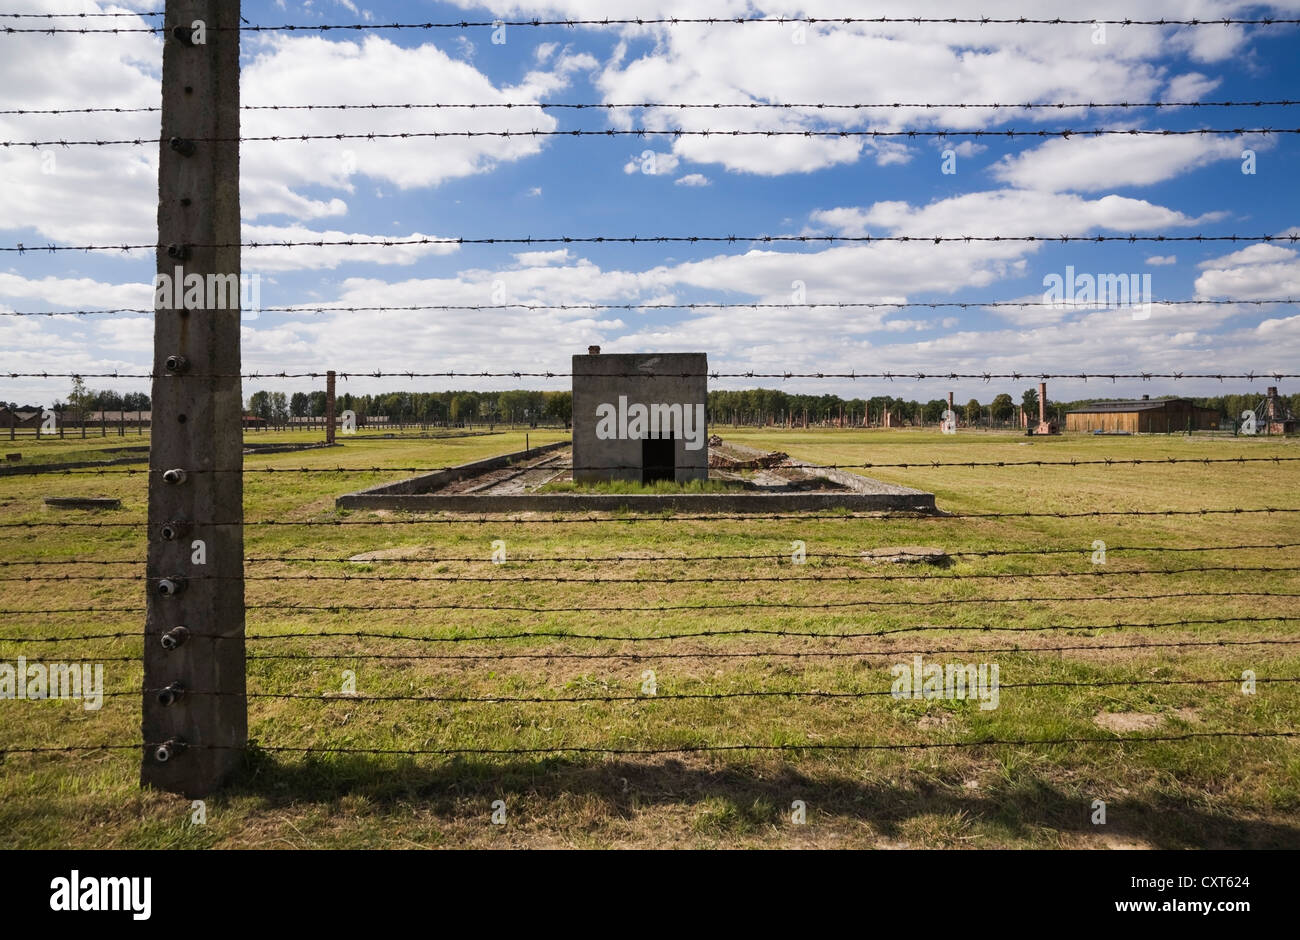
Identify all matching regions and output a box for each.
[642,435,675,484]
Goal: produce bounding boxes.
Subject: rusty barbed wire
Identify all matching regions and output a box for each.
[5,14,1300,32]
[241,636,1300,662]
[108,676,1300,704]
[6,614,1298,645]
[5,540,1294,566]
[5,456,1295,476]
[4,588,1300,616]
[9,637,1300,660]
[247,589,1300,613]
[0,10,162,15]
[6,298,1296,318]
[6,99,1300,116]
[3,233,1298,254]
[8,562,1299,585]
[4,369,1299,382]
[8,127,1300,147]
[5,730,1296,760]
[1,507,1298,528]
[15,631,1300,663]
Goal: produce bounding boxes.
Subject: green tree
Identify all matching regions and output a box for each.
[498,389,532,424]
[923,399,948,423]
[95,389,124,410]
[269,392,289,424]
[1022,388,1039,419]
[449,392,478,423]
[67,376,93,418]
[544,391,572,425]
[247,390,272,420]
[991,393,1015,424]
[964,398,981,425]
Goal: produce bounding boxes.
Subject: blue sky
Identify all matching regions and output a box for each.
[1,0,1298,407]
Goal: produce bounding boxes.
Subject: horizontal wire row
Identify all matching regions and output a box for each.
[6,588,1298,616]
[4,370,1297,381]
[2,507,1297,527]
[6,731,1298,759]
[5,233,1299,253]
[93,676,1300,703]
[8,127,1300,147]
[6,540,1293,566]
[7,456,1294,475]
[9,615,1299,645]
[6,15,1300,30]
[0,9,164,15]
[25,637,1300,663]
[6,298,1296,318]
[6,99,1299,116]
[10,563,1299,585]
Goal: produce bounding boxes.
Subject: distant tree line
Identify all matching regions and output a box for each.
[706,388,1298,428]
[41,378,1297,430]
[45,377,150,415]
[707,388,1050,426]
[246,388,574,427]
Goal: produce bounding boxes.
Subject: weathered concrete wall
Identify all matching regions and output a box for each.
[338,440,569,498]
[336,437,939,514]
[572,352,707,484]
[336,490,937,514]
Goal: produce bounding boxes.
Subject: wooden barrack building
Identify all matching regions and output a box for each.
[1065,396,1220,433]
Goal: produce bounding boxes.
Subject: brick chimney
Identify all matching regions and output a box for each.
[1038,381,1047,424]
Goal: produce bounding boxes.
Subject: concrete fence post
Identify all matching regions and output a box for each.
[325,370,336,445]
[142,0,246,798]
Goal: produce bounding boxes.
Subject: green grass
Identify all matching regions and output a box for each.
[1,427,1298,848]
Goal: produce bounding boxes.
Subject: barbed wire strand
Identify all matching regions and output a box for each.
[5,730,1296,760]
[7,298,1296,318]
[2,507,1298,528]
[0,10,163,16]
[5,15,1300,32]
[4,233,1298,254]
[108,676,1300,703]
[14,636,1300,662]
[7,588,1292,616]
[6,99,1300,116]
[11,562,1299,585]
[9,128,1300,148]
[239,636,1300,661]
[5,370,1299,382]
[7,539,1295,567]
[6,614,1298,645]
[7,456,1295,476]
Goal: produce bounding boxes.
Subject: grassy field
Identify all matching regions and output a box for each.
[1,426,1298,849]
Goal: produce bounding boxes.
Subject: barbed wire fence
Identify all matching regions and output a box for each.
[0,2,1297,799]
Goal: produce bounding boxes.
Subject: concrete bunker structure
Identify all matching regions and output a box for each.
[571,348,708,485]
[333,345,938,514]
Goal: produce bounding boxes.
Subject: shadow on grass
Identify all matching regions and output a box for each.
[222,748,1300,849]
